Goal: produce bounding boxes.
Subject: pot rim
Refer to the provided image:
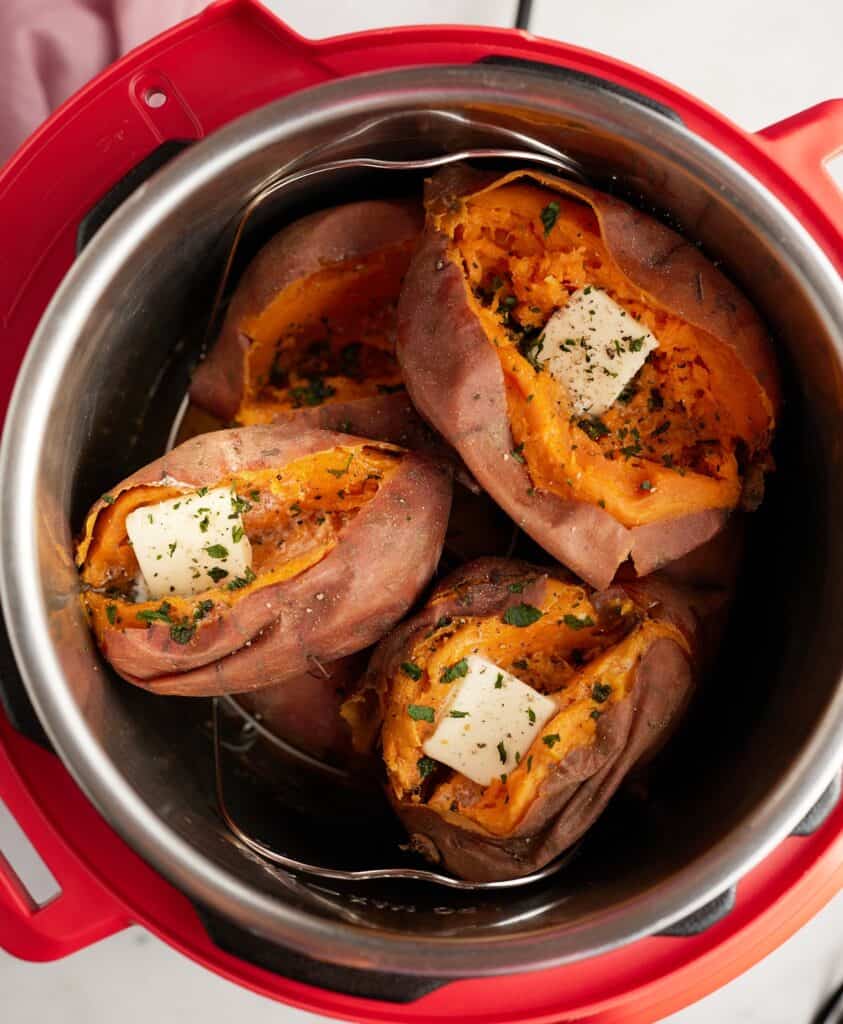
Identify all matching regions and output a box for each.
[3,62,843,977]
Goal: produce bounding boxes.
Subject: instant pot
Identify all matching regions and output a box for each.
[3,1,843,1021]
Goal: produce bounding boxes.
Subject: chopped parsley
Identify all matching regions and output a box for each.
[400,661,422,681]
[197,487,209,497]
[526,706,537,724]
[207,567,229,584]
[513,658,529,670]
[497,740,508,764]
[579,417,610,441]
[508,581,526,593]
[640,480,653,492]
[540,200,560,234]
[198,515,210,533]
[563,613,595,630]
[417,756,438,779]
[628,336,647,352]
[169,621,196,645]
[102,494,115,505]
[193,600,214,621]
[326,452,354,478]
[168,541,177,557]
[449,710,470,718]
[441,658,469,683]
[408,704,435,722]
[592,682,612,703]
[105,603,118,625]
[503,603,543,628]
[542,733,561,749]
[231,494,252,515]
[136,602,172,625]
[590,709,603,721]
[204,544,228,559]
[648,388,664,411]
[494,673,504,689]
[232,525,245,543]
[291,376,336,408]
[226,567,257,591]
[511,443,526,464]
[617,383,638,405]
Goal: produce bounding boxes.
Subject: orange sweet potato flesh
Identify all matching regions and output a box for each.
[76,424,452,696]
[349,557,705,882]
[190,200,423,426]
[398,168,780,589]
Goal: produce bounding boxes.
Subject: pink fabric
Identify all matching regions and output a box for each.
[0,0,203,165]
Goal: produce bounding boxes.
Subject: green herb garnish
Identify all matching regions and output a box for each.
[226,567,257,591]
[326,452,354,478]
[540,200,560,234]
[592,682,612,703]
[105,604,118,625]
[578,417,610,441]
[401,661,422,681]
[207,567,228,584]
[291,376,336,408]
[442,658,469,683]
[408,704,435,722]
[497,741,508,764]
[542,733,561,748]
[204,544,228,559]
[137,603,172,625]
[169,621,196,645]
[503,603,543,628]
[417,756,438,779]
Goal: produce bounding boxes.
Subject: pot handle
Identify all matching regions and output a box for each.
[0,709,129,960]
[757,100,843,232]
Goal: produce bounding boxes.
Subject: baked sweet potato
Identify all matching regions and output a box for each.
[76,424,452,696]
[346,557,706,882]
[234,651,368,762]
[190,199,423,426]
[397,168,780,589]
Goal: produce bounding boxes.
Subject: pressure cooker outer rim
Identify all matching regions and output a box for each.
[3,62,843,975]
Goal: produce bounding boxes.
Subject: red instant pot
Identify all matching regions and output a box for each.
[2,2,843,1021]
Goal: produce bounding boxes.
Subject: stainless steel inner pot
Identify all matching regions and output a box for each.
[3,63,843,979]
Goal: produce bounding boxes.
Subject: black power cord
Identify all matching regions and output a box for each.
[514,0,533,30]
[812,976,843,1024]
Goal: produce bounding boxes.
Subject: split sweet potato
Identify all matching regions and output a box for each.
[190,199,424,433]
[397,168,780,588]
[76,424,452,696]
[347,557,709,882]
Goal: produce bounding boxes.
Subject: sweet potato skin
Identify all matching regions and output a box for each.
[235,650,367,760]
[80,424,452,696]
[397,168,778,589]
[361,557,700,882]
[190,199,423,421]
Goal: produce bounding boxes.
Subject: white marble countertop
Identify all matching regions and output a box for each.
[2,1,843,1021]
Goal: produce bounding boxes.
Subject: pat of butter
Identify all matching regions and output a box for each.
[126,487,252,600]
[422,655,556,787]
[538,287,659,416]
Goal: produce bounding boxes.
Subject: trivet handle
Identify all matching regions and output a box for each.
[0,708,129,960]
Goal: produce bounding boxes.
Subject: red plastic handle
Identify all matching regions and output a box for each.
[0,710,130,960]
[757,100,843,239]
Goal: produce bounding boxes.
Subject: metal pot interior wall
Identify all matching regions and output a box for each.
[18,71,843,968]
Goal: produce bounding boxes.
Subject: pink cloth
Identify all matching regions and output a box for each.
[0,0,203,165]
